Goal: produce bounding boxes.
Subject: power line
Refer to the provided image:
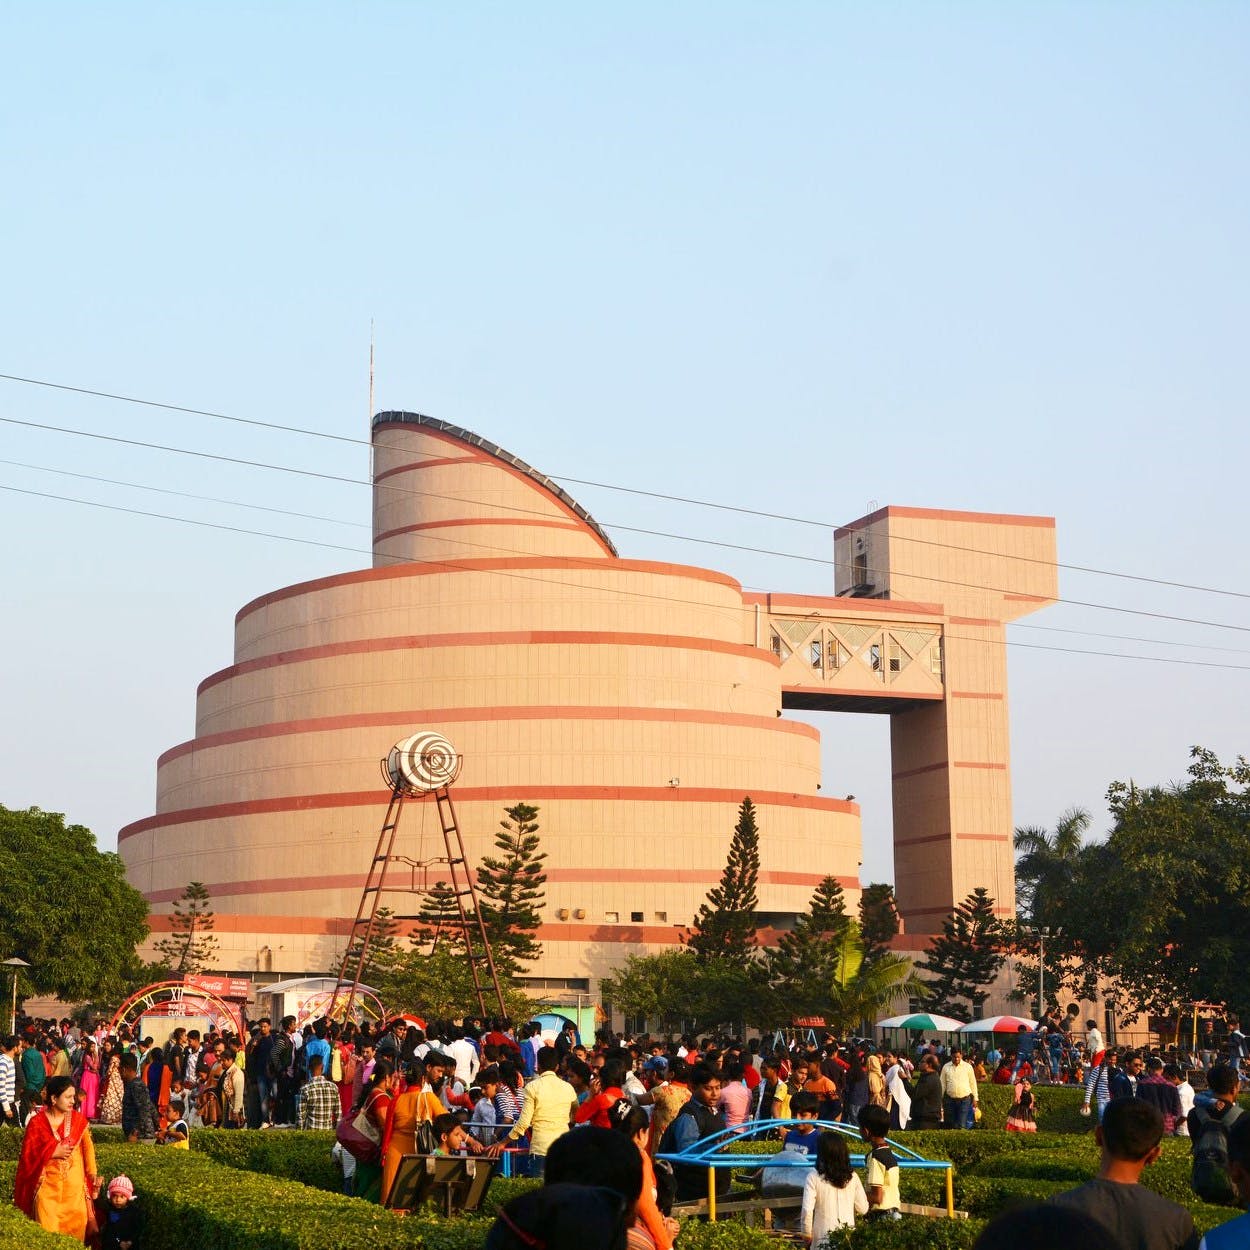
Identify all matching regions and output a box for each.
[5,454,1241,659]
[1,369,1246,603]
[0,458,370,530]
[4,412,1250,637]
[5,480,1250,675]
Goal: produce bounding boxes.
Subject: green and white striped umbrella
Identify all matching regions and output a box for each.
[876,1012,967,1031]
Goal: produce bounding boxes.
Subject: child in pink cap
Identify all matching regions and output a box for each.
[98,1174,141,1250]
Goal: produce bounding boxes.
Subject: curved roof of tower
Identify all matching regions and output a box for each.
[372,410,619,558]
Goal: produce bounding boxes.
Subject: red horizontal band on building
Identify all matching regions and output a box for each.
[374,517,584,545]
[371,423,617,556]
[952,761,1008,771]
[742,592,945,617]
[157,705,820,768]
[834,506,1056,537]
[946,617,1000,628]
[234,556,744,624]
[892,761,947,781]
[950,691,1005,701]
[198,629,778,697]
[894,832,953,847]
[120,785,858,841]
[143,868,859,906]
[902,905,1016,917]
[142,914,793,945]
[373,454,488,483]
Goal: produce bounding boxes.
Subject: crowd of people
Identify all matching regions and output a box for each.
[4,1006,1249,1248]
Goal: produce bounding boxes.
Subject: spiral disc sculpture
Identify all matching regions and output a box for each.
[385,730,463,794]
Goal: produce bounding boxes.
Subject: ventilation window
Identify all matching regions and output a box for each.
[655,910,668,923]
[630,911,644,923]
[869,643,882,673]
[808,640,822,669]
[605,911,619,923]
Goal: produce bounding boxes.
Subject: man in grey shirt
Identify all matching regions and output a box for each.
[1051,1098,1198,1250]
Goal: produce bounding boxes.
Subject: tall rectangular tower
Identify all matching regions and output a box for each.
[834,507,1058,931]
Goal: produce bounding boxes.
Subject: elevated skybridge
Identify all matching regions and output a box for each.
[747,591,946,714]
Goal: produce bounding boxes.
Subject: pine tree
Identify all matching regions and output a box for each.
[474,802,547,980]
[153,881,218,974]
[917,887,1005,1017]
[767,876,852,1012]
[415,881,463,952]
[333,905,401,985]
[858,882,901,966]
[687,797,760,966]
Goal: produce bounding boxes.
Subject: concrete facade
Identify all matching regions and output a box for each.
[120,413,1055,990]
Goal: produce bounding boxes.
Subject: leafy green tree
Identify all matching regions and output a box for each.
[153,881,218,974]
[1014,807,1090,923]
[858,882,901,966]
[766,876,852,1018]
[687,797,760,966]
[370,942,538,1022]
[0,805,150,1002]
[1064,748,1250,1020]
[475,802,547,980]
[599,949,704,1030]
[918,888,1005,1018]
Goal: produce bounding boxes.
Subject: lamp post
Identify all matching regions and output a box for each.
[4,957,31,1034]
[1023,927,1061,1020]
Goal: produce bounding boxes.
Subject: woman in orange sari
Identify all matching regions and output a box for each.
[380,1059,446,1206]
[14,1076,100,1240]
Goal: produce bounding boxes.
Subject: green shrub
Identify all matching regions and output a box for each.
[92,1143,497,1250]
[190,1127,342,1192]
[0,1161,99,1249]
[840,1215,986,1249]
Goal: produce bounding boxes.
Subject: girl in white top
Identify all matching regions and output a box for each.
[801,1130,869,1245]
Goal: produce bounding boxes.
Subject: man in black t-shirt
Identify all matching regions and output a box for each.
[1051,1098,1198,1250]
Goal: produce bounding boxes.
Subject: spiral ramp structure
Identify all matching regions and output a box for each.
[119,412,866,988]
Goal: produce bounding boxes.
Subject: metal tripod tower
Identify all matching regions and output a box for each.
[331,731,508,1022]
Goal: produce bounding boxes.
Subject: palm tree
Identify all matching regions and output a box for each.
[1013,806,1090,923]
[824,927,929,1035]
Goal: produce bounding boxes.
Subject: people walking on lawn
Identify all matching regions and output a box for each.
[1050,1098,1198,1250]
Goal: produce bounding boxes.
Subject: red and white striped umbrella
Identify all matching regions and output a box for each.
[959,1014,1038,1034]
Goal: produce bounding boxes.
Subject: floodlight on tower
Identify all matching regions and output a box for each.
[331,731,506,1023]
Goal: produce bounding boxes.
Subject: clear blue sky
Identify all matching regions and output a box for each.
[2,3,1246,889]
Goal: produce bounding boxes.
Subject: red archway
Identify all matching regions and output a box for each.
[111,980,244,1040]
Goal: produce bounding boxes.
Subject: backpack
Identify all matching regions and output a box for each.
[1191,1103,1244,1205]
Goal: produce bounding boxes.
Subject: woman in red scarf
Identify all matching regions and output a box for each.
[14,1076,100,1239]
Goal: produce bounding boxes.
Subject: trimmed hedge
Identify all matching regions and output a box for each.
[91,1144,496,1250]
[0,1161,88,1250]
[190,1127,342,1192]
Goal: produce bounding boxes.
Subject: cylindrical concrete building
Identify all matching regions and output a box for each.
[120,414,862,990]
